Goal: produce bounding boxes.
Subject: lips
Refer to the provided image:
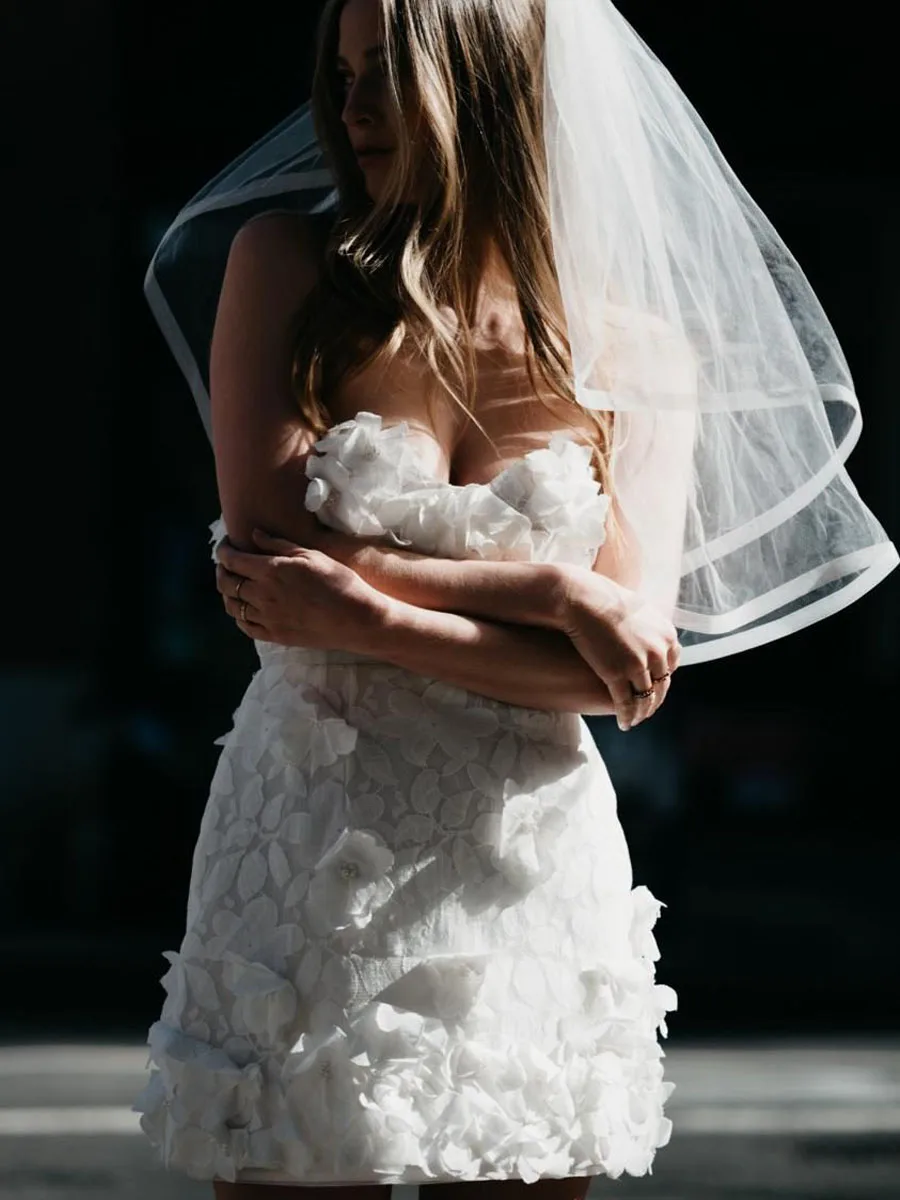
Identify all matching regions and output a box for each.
[354,146,393,161]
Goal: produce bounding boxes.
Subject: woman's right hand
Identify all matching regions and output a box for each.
[553,565,681,730]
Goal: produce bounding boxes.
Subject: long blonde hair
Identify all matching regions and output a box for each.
[291,0,612,486]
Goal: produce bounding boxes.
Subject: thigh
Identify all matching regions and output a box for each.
[212,1179,594,1200]
[426,1178,594,1200]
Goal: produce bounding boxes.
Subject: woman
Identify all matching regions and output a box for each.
[132,0,896,1194]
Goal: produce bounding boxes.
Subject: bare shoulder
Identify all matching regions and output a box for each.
[223,210,332,309]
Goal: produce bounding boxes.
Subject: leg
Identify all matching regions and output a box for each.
[211,1178,594,1200]
[426,1178,594,1200]
[213,1187,394,1200]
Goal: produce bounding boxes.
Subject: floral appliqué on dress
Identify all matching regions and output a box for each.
[134,412,676,1186]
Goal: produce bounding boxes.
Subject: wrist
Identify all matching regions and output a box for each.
[518,562,568,629]
[552,564,622,630]
[545,563,585,628]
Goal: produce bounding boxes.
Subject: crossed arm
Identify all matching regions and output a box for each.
[309,527,634,715]
[210,214,677,724]
[217,518,678,725]
[317,538,621,714]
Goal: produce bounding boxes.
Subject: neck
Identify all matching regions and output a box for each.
[477,240,517,306]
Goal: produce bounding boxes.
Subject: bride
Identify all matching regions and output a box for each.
[207,0,682,729]
[132,0,896,1195]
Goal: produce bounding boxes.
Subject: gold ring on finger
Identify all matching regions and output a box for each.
[235,577,245,601]
[651,671,671,684]
[240,600,248,623]
[631,686,655,700]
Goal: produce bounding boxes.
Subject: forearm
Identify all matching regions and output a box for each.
[350,594,615,716]
[318,528,567,628]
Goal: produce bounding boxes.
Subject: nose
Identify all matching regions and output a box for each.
[341,77,377,131]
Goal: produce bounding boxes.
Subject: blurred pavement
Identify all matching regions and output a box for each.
[0,1038,898,1198]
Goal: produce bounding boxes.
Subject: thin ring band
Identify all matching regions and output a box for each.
[651,671,671,684]
[239,600,249,623]
[631,686,655,700]
[234,577,246,601]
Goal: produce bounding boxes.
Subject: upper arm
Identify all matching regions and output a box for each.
[590,495,643,589]
[209,212,328,553]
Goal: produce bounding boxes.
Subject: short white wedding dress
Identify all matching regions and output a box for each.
[132,411,677,1189]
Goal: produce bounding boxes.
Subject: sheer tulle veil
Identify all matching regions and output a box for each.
[144,0,897,665]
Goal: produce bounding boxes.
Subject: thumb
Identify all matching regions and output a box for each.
[252,528,297,551]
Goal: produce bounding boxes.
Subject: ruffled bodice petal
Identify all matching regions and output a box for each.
[209,410,610,572]
[304,411,610,569]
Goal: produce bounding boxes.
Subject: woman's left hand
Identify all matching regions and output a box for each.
[215,528,387,650]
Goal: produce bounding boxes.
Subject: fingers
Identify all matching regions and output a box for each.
[607,678,640,733]
[216,564,266,633]
[221,588,258,625]
[628,670,657,728]
[215,540,272,578]
[216,562,255,604]
[608,672,654,732]
[616,631,681,731]
[214,554,271,641]
[650,673,671,713]
[235,613,269,640]
[645,641,674,715]
[252,528,302,553]
[222,591,273,643]
[648,633,681,716]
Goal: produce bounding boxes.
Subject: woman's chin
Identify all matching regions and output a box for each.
[360,161,393,201]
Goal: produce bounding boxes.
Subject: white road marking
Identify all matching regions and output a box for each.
[674,1104,900,1134]
[0,1045,149,1074]
[0,1107,142,1135]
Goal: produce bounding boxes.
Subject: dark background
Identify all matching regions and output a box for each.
[3,0,898,1043]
